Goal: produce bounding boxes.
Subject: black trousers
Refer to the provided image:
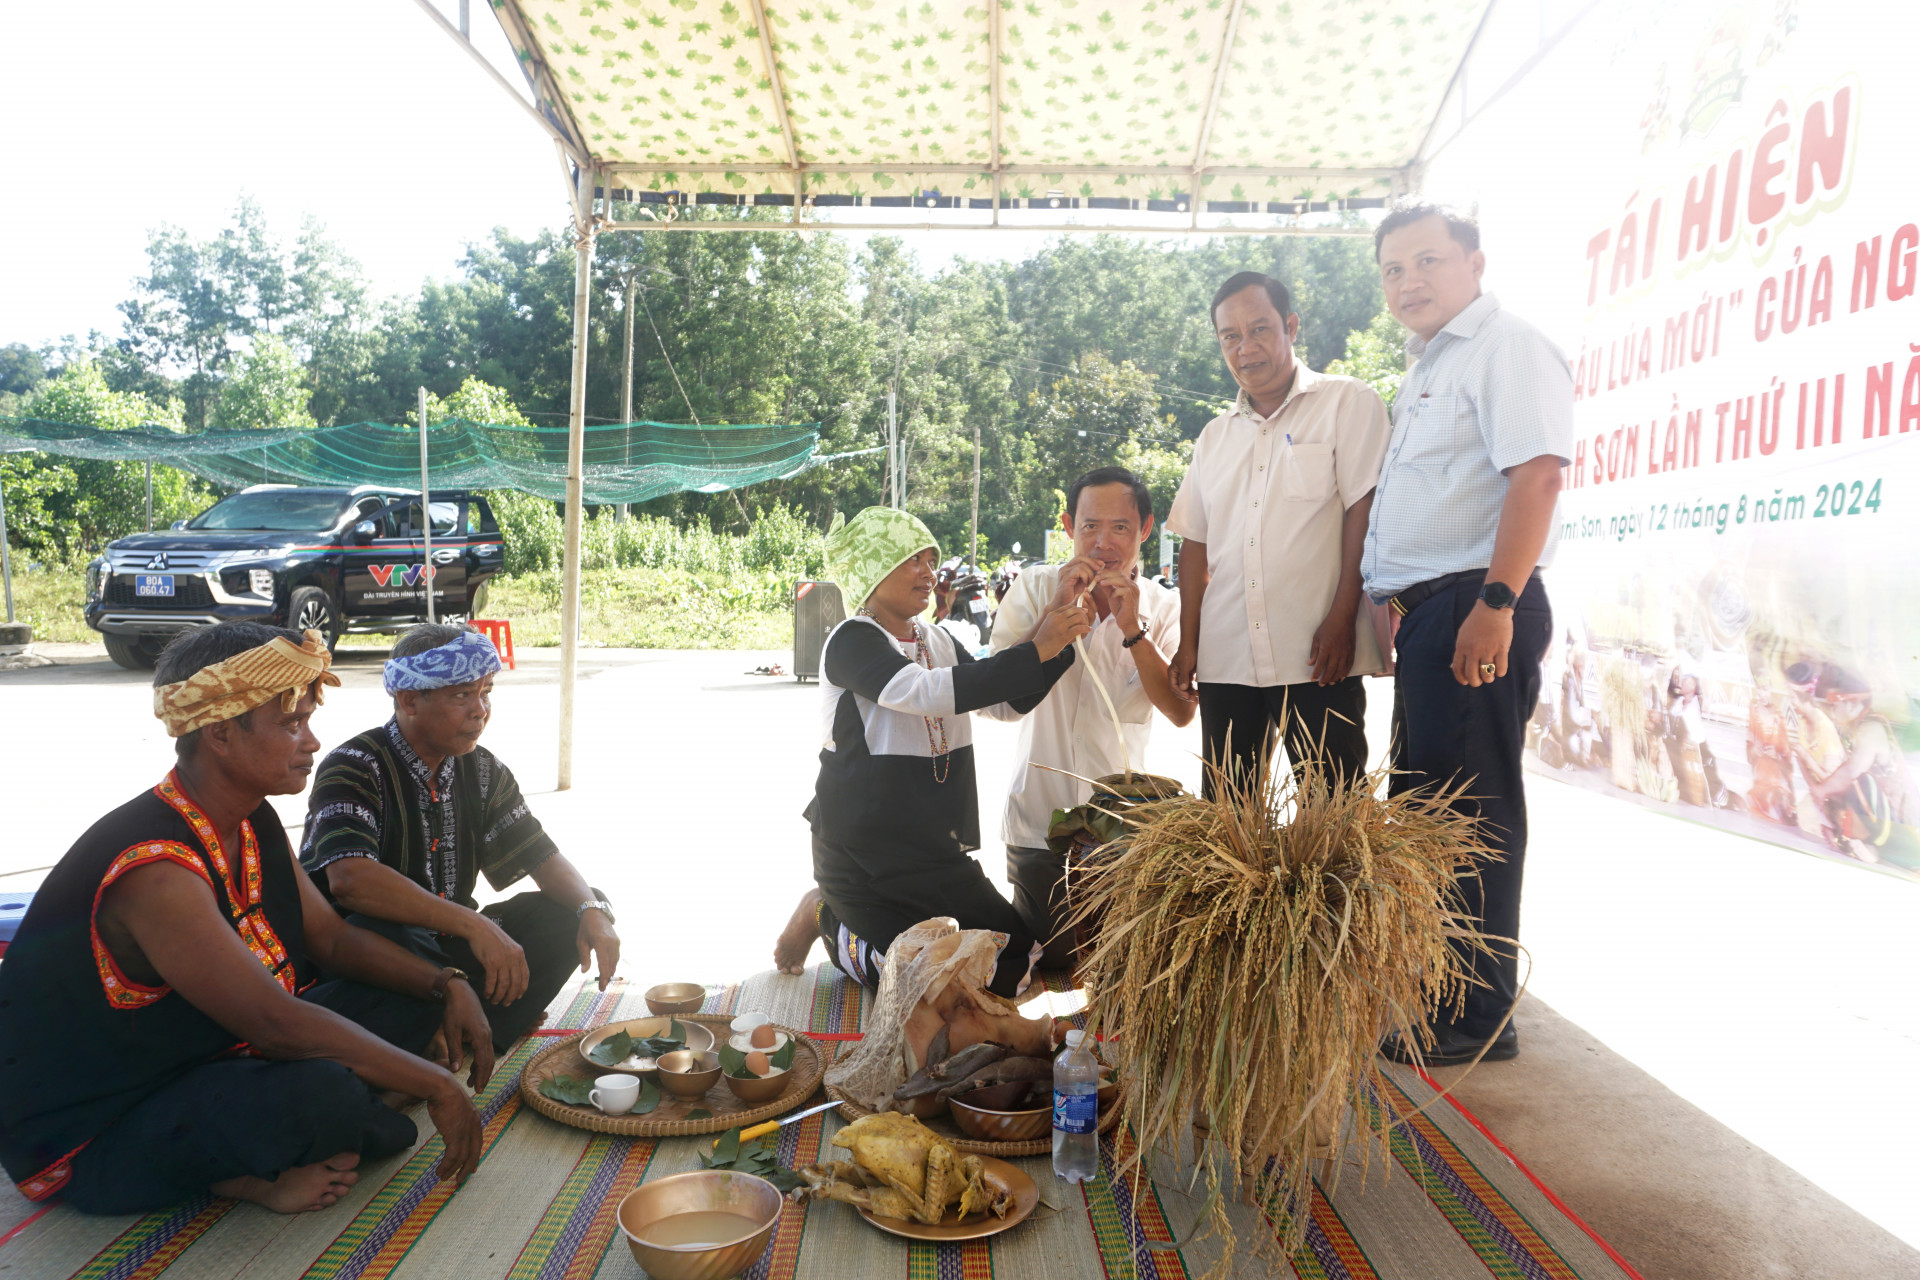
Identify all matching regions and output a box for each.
[1198,676,1369,797]
[1005,844,1075,970]
[1389,575,1552,1039]
[349,891,581,1053]
[813,836,1034,998]
[61,979,440,1214]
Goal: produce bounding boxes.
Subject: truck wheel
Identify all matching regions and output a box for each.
[289,587,341,650]
[103,634,159,671]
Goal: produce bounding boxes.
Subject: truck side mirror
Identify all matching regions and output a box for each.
[171,519,188,530]
[352,520,377,545]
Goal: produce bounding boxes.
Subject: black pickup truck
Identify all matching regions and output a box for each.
[84,485,506,670]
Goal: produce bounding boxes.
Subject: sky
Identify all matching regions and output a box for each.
[1,0,1081,351]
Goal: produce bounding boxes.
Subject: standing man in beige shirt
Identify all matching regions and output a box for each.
[1167,271,1391,792]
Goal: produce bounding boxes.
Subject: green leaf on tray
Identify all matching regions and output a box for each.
[706,1128,805,1191]
[586,1029,633,1067]
[718,1043,754,1078]
[686,1108,713,1120]
[769,1037,795,1071]
[633,1078,661,1115]
[539,1074,594,1106]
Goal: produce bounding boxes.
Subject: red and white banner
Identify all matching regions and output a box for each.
[1422,0,1920,879]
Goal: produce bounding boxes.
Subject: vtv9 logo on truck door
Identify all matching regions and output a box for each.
[367,564,435,589]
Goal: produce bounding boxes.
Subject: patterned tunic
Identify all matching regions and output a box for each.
[0,774,310,1201]
[300,720,557,910]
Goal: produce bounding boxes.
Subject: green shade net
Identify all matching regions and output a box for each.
[0,417,833,504]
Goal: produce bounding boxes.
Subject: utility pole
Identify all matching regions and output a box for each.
[0,473,14,623]
[886,388,898,507]
[144,461,153,532]
[418,386,436,624]
[969,419,981,571]
[617,272,636,521]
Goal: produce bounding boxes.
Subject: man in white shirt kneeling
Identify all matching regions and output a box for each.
[986,467,1194,968]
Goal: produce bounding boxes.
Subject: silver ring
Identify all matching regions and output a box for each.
[1479,662,1497,677]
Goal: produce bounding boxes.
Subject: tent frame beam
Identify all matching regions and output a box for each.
[599,220,1371,236]
[557,159,597,791]
[409,0,587,166]
[601,163,1398,180]
[1190,0,1249,228]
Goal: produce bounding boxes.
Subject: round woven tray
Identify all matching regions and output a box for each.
[824,1080,1122,1158]
[521,1016,826,1137]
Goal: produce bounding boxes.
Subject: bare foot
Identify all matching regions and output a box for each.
[213,1152,361,1214]
[773,888,822,975]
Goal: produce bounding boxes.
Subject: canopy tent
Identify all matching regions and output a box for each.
[417,0,1494,785]
[0,417,829,505]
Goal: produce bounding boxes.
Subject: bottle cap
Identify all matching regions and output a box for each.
[1064,1029,1087,1047]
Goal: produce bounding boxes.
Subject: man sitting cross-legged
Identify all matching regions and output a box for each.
[0,623,491,1216]
[301,624,620,1054]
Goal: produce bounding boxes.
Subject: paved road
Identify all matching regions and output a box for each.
[3,643,1918,1249]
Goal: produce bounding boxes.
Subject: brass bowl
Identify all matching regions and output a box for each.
[616,1170,781,1280]
[646,982,708,1016]
[657,1049,723,1098]
[722,1066,791,1104]
[1097,1075,1122,1112]
[577,1017,716,1076]
[949,1094,1052,1142]
[957,1080,1037,1112]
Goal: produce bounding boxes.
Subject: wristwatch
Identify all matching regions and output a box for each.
[1478,580,1518,610]
[428,966,471,1003]
[577,894,616,925]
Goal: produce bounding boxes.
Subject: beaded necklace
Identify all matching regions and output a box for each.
[858,607,951,783]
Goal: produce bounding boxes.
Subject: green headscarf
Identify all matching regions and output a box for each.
[823,507,939,610]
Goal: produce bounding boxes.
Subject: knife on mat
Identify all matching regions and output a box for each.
[715,1099,841,1151]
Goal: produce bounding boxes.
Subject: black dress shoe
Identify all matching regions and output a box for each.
[1379,1023,1518,1066]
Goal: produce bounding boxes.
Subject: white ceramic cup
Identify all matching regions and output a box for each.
[590,1074,640,1115]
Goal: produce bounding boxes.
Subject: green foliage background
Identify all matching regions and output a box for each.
[3,203,1402,647]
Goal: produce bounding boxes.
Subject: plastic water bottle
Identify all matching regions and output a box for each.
[1052,1029,1100,1183]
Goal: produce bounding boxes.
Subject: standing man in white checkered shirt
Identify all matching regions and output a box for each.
[1362,203,1574,1066]
[1166,272,1392,794]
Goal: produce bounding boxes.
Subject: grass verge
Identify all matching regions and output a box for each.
[4,563,792,651]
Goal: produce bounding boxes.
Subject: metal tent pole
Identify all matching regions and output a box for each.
[618,272,636,521]
[418,387,436,624]
[558,177,596,791]
[0,470,14,623]
[886,389,898,507]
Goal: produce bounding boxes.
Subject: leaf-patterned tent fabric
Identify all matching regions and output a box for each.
[490,0,1488,210]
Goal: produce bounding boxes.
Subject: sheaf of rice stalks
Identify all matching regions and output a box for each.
[1065,750,1497,1273]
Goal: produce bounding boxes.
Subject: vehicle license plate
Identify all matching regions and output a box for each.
[135,575,176,597]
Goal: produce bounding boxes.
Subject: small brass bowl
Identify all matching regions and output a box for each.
[616,1170,781,1280]
[646,982,708,1017]
[722,1065,791,1105]
[949,1094,1052,1142]
[1097,1075,1122,1112]
[577,1017,716,1076]
[657,1049,723,1098]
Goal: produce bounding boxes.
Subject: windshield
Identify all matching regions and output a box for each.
[189,491,353,532]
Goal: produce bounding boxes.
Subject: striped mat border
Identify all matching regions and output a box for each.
[19,966,1640,1280]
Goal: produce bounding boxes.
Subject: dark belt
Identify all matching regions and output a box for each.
[1385,568,1539,618]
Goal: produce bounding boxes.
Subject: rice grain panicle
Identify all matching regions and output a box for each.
[1064,745,1499,1271]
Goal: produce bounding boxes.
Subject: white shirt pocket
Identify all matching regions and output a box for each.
[1279,441,1335,501]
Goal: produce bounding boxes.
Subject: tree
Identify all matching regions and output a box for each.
[211,335,316,431]
[4,364,206,557]
[1324,310,1408,409]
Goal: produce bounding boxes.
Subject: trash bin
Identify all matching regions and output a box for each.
[792,580,846,682]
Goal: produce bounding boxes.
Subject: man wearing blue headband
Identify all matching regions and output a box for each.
[299,625,620,1052]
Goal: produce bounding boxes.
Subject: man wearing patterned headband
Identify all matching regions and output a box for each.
[301,623,619,1053]
[0,622,493,1215]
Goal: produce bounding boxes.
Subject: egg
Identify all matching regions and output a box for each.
[750,1023,777,1049]
[745,1050,771,1076]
